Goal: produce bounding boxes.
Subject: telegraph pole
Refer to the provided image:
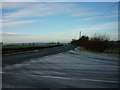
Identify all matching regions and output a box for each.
[79,31,81,39]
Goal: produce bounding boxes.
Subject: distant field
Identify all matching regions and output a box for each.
[2,44,57,48]
[2,44,63,54]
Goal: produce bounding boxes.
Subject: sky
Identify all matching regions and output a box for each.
[0,1,118,43]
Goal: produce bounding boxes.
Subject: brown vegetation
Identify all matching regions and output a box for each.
[71,34,119,55]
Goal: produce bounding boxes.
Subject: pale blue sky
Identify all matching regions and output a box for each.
[1,2,118,43]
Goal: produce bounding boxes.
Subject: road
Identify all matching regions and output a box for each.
[2,45,118,88]
[2,45,75,66]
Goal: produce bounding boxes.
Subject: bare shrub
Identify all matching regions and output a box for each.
[89,33,110,52]
[71,33,110,52]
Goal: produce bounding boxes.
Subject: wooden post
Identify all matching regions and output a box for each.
[79,31,81,39]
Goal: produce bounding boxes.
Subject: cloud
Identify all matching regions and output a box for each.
[3,2,117,21]
[3,3,75,18]
[0,19,9,22]
[2,32,18,35]
[3,3,99,20]
[2,2,28,9]
[82,15,118,21]
[1,20,39,26]
[71,12,101,17]
[3,2,117,25]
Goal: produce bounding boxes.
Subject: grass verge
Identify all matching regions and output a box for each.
[76,47,119,58]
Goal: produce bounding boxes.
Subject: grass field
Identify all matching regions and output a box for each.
[2,44,63,54]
